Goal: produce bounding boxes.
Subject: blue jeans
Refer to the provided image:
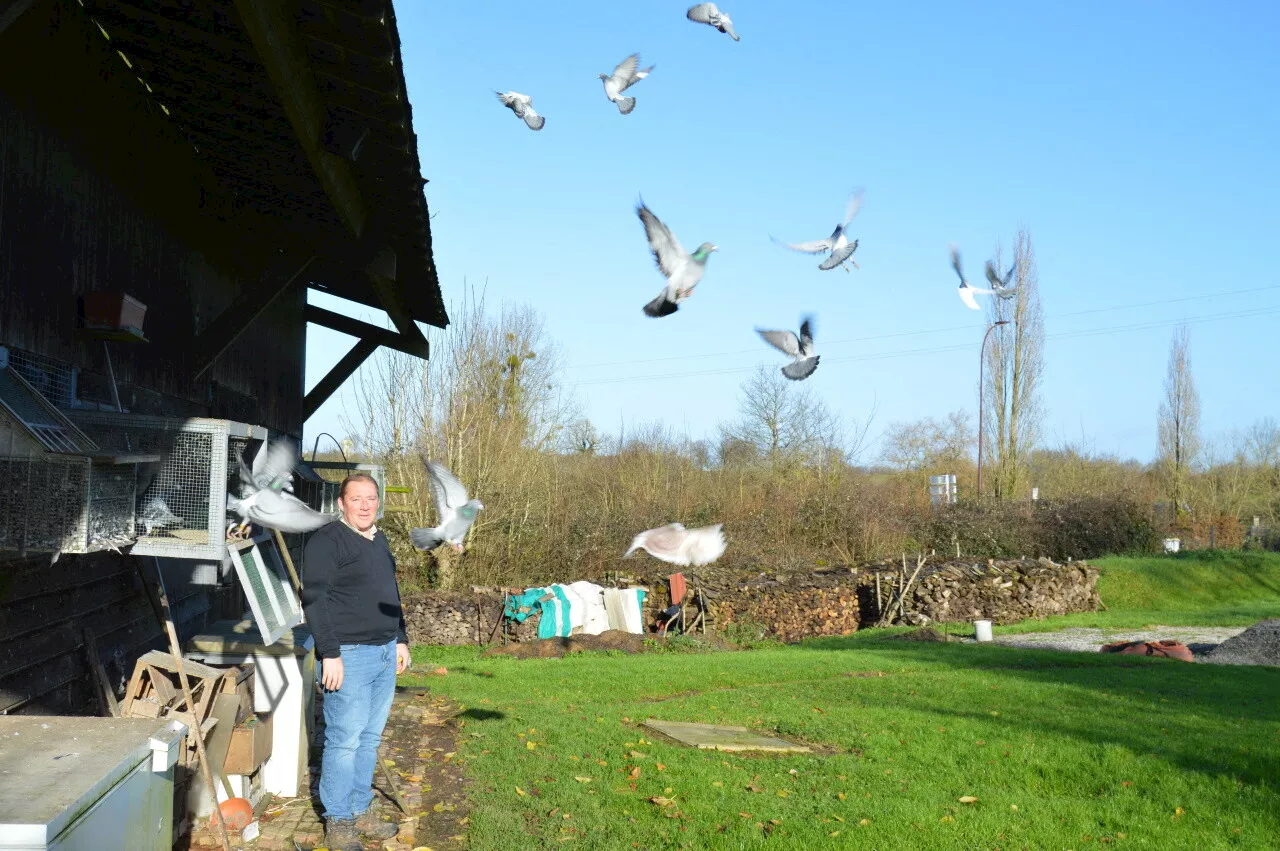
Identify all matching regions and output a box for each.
[318,639,397,821]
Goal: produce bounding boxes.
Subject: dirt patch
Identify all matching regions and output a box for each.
[480,630,738,659]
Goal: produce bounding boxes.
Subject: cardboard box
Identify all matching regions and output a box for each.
[223,713,272,776]
[83,292,147,331]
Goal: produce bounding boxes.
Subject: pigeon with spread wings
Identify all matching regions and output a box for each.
[771,190,864,272]
[599,53,654,115]
[410,460,484,553]
[950,245,996,311]
[687,3,740,41]
[623,523,726,567]
[984,259,1018,300]
[757,316,820,380]
[636,201,717,317]
[496,91,545,131]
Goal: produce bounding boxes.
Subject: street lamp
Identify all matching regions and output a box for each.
[977,320,1010,498]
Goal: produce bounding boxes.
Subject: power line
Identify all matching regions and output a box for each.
[564,283,1280,372]
[569,302,1280,388]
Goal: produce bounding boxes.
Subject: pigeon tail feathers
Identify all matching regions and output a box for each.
[410,527,446,551]
[643,292,679,317]
[616,95,636,115]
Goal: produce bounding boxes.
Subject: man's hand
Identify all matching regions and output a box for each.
[396,643,411,674]
[321,656,344,691]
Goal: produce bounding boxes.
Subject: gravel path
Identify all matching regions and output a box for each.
[989,626,1248,660]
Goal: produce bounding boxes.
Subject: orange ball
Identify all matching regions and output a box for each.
[213,797,254,831]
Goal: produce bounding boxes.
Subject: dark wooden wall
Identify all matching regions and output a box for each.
[0,0,307,438]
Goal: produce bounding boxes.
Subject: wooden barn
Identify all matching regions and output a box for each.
[0,0,444,727]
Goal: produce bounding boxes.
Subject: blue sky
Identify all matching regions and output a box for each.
[304,1,1280,464]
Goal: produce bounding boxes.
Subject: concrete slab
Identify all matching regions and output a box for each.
[642,719,811,753]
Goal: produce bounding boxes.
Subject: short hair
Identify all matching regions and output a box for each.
[338,473,378,500]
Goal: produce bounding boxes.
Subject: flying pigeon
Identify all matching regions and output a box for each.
[409,460,484,553]
[623,523,726,567]
[636,201,717,317]
[139,494,182,536]
[771,190,864,272]
[757,316,820,380]
[495,91,545,131]
[686,3,740,41]
[599,53,654,115]
[226,489,335,537]
[984,259,1018,300]
[240,436,296,494]
[950,245,996,311]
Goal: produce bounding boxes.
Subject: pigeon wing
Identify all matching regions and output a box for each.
[427,460,470,513]
[771,235,834,254]
[819,240,858,270]
[958,286,981,310]
[252,437,296,490]
[685,524,726,566]
[842,189,865,227]
[611,53,640,85]
[637,204,688,278]
[949,245,965,284]
[249,490,335,533]
[798,317,815,353]
[686,3,718,24]
[757,328,801,357]
[984,260,1004,288]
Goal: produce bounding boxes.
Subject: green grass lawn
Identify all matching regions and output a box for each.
[400,551,1280,849]
[995,549,1280,635]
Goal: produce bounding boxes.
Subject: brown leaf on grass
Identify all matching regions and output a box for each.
[858,818,871,826]
[627,766,641,780]
[573,777,593,783]
[629,750,647,759]
[515,787,526,796]
[837,793,846,801]
[649,796,677,808]
[1121,781,1133,787]
[940,815,955,823]
[738,812,752,818]
[958,796,979,804]
[656,763,666,772]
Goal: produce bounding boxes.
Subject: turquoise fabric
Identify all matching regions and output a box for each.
[504,586,574,638]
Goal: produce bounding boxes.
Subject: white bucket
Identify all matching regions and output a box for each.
[974,620,993,642]
[1162,538,1181,553]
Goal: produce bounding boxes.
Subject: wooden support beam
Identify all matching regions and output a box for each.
[192,255,317,379]
[305,304,428,359]
[232,0,368,239]
[0,0,40,39]
[303,337,378,421]
[368,268,429,348]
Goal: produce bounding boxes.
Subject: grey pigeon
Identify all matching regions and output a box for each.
[686,3,740,41]
[623,523,726,566]
[409,460,484,553]
[771,189,864,272]
[950,245,995,311]
[241,436,296,494]
[599,53,654,115]
[139,494,182,536]
[984,259,1018,300]
[757,316,820,380]
[226,489,335,536]
[636,201,717,317]
[496,91,545,130]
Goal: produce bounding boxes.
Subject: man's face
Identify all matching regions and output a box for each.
[339,480,379,531]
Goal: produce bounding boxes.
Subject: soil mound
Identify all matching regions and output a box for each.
[1203,619,1280,667]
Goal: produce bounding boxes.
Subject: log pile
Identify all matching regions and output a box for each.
[396,556,1099,645]
[866,557,1100,625]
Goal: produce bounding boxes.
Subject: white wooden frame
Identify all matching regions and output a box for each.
[226,533,302,645]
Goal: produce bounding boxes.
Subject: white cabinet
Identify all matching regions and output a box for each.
[0,717,186,851]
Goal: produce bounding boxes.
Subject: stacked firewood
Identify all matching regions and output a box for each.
[711,586,860,642]
[400,589,538,646]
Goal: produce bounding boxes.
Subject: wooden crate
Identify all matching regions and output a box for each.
[215,663,255,725]
[223,713,272,775]
[120,650,226,725]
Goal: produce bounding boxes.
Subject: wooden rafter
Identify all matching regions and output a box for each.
[303,337,378,421]
[304,305,428,359]
[232,0,367,239]
[0,0,40,39]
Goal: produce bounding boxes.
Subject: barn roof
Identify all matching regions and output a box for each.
[72,0,446,333]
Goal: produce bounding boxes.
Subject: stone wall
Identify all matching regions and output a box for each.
[396,558,1100,645]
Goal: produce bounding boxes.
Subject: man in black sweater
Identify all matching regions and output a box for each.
[301,473,409,850]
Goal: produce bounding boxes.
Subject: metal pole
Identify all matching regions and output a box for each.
[977,320,1009,498]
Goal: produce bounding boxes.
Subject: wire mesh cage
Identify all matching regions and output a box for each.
[0,454,136,555]
[66,411,266,560]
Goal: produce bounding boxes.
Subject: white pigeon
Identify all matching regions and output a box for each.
[409,460,484,553]
[226,489,335,537]
[636,201,717,317]
[495,91,545,131]
[686,3,740,41]
[599,53,654,115]
[984,259,1018,300]
[623,523,726,566]
[757,315,820,380]
[241,436,296,494]
[950,245,995,311]
[771,190,864,272]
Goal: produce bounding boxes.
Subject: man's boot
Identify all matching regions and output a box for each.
[323,817,362,851]
[354,808,400,840]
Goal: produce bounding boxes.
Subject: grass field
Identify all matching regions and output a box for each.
[400,551,1280,850]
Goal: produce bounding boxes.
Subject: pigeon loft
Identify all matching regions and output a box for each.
[65,412,270,561]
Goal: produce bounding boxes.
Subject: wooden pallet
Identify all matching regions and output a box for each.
[121,650,227,725]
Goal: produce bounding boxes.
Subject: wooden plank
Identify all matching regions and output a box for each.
[82,628,120,717]
[303,337,379,421]
[232,0,368,238]
[0,0,40,39]
[191,255,317,379]
[205,693,241,797]
[304,304,428,358]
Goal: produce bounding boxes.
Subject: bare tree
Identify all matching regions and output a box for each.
[880,409,974,471]
[718,366,845,469]
[1156,324,1201,514]
[982,228,1046,499]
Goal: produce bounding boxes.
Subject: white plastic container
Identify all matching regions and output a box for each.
[974,619,994,642]
[1162,538,1181,553]
[0,716,186,851]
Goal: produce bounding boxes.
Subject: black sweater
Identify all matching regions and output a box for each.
[300,520,408,659]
